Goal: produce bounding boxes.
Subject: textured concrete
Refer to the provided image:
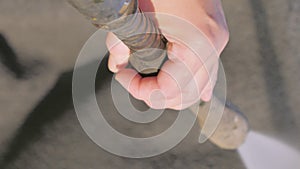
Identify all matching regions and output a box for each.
[0,0,299,168]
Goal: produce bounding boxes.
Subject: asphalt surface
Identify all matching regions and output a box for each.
[0,0,299,169]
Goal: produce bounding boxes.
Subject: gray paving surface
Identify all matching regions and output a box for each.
[0,0,299,169]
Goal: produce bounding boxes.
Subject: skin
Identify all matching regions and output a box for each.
[106,0,229,110]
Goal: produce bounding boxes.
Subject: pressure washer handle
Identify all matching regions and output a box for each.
[68,0,167,75]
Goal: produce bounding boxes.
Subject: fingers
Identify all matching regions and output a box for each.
[115,68,170,109]
[200,63,218,102]
[157,53,218,109]
[114,40,219,110]
[115,68,166,109]
[167,42,203,75]
[156,42,204,99]
[198,55,219,102]
[106,32,130,73]
[115,65,218,110]
[165,62,214,110]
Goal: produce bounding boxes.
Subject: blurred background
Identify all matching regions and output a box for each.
[0,0,299,168]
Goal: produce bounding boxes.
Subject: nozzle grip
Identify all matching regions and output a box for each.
[107,2,168,75]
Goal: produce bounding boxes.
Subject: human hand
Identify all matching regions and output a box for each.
[106,0,229,110]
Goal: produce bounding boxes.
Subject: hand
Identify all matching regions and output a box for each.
[106,0,229,110]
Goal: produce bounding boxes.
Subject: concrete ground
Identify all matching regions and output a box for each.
[0,0,299,169]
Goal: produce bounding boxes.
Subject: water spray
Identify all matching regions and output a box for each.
[68,0,167,74]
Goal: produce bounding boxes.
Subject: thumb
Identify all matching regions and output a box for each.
[106,32,130,73]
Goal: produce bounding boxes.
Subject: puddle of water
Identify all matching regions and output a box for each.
[238,131,300,169]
